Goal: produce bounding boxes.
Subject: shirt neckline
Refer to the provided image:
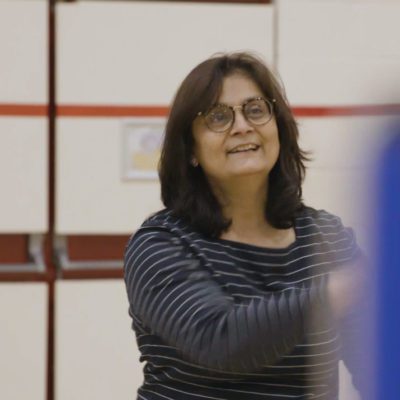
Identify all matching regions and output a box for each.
[214,217,299,254]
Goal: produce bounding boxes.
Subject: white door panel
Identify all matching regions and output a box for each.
[57,1,274,104]
[0,118,48,233]
[55,280,142,400]
[276,0,400,105]
[0,283,47,400]
[56,118,162,234]
[0,0,47,103]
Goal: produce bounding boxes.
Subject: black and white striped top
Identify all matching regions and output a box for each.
[124,207,362,400]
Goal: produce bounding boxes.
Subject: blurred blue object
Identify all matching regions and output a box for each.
[376,121,400,400]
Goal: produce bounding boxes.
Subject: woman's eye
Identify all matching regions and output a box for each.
[211,112,226,122]
[246,102,268,119]
[208,109,229,123]
[248,105,263,114]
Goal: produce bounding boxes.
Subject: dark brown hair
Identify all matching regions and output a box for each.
[159,52,309,237]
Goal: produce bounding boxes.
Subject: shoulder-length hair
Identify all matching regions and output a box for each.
[159,52,309,237]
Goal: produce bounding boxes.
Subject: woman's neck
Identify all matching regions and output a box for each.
[209,176,295,248]
[210,177,274,240]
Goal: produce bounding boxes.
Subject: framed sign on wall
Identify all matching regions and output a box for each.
[121,117,166,180]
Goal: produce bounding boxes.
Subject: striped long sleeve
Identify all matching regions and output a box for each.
[124,226,329,373]
[338,251,373,400]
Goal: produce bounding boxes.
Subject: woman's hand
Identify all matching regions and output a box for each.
[327,259,366,320]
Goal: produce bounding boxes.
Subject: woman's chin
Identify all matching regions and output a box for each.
[230,156,270,171]
[228,164,270,179]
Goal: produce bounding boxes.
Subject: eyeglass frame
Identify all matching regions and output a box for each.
[197,96,276,133]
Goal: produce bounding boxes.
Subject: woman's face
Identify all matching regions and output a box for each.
[192,73,280,187]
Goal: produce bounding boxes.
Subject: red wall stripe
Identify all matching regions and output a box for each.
[293,104,400,117]
[0,103,399,118]
[57,104,169,117]
[0,235,29,263]
[0,104,48,116]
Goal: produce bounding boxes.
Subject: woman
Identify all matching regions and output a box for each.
[124,53,366,399]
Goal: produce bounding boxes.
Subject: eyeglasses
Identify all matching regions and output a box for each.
[197,97,276,133]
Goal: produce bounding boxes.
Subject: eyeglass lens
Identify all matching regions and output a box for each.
[205,98,272,133]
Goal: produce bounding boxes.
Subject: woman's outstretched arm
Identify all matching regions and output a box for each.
[124,227,329,373]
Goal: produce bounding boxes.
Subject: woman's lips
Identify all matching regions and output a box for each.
[227,144,260,154]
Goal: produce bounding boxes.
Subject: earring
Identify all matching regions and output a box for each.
[190,157,199,167]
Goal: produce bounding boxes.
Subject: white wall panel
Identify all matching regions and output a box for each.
[0,0,47,103]
[56,118,162,234]
[297,116,391,169]
[297,116,386,253]
[0,283,47,400]
[57,2,274,104]
[0,118,48,233]
[56,1,274,234]
[277,0,400,104]
[55,280,141,400]
[303,168,370,246]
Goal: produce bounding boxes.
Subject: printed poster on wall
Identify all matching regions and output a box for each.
[122,117,166,180]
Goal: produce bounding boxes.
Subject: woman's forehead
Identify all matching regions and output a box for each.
[217,73,263,105]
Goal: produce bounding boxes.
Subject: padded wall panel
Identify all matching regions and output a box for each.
[0,283,47,400]
[0,0,47,103]
[277,0,400,105]
[297,116,386,252]
[56,118,162,234]
[0,0,48,233]
[55,280,141,400]
[297,115,391,169]
[303,168,370,248]
[56,1,274,234]
[57,1,274,104]
[0,118,48,233]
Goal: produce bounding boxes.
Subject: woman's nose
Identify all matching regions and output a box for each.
[229,108,254,135]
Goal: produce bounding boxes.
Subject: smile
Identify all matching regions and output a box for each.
[227,144,260,154]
